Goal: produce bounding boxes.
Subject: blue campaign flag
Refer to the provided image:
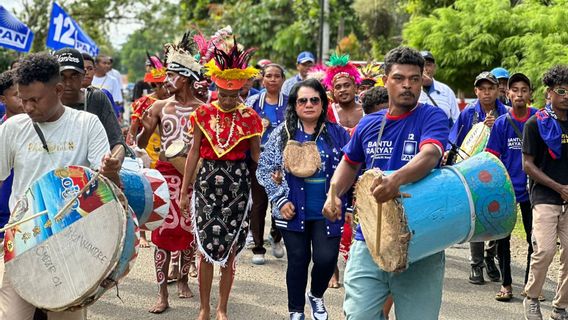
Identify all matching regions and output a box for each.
[46,2,99,57]
[0,5,34,52]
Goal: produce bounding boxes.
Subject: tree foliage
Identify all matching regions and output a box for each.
[403,0,568,105]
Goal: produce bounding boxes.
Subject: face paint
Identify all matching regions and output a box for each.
[166,73,180,94]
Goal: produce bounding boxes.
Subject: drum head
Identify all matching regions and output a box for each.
[4,166,126,311]
[457,122,490,163]
[165,140,186,158]
[355,169,411,272]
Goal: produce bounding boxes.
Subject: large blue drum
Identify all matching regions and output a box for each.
[356,152,516,272]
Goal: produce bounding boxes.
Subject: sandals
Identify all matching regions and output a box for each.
[495,289,513,302]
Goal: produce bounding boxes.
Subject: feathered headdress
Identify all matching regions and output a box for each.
[204,38,259,90]
[144,52,166,83]
[164,32,202,80]
[306,64,327,82]
[322,53,362,90]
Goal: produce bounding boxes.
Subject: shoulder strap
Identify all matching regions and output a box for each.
[32,122,50,153]
[424,90,439,108]
[369,114,388,169]
[84,86,94,111]
[506,113,523,140]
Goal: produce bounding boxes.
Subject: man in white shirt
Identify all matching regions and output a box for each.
[0,52,121,320]
[91,55,123,107]
[418,51,460,127]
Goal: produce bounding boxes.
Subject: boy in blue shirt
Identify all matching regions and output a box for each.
[323,46,449,320]
[449,71,509,285]
[485,72,537,302]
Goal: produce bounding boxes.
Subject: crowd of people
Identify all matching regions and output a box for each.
[0,25,567,320]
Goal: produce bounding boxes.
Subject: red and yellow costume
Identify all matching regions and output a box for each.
[131,95,161,168]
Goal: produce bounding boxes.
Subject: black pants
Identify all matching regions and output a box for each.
[470,240,497,267]
[519,200,533,284]
[281,219,341,313]
[497,235,512,286]
[250,173,282,254]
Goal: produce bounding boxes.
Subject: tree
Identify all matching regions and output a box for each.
[403,0,568,105]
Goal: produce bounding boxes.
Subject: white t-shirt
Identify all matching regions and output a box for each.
[92,74,123,103]
[0,107,110,211]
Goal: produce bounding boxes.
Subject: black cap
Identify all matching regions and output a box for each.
[474,71,498,87]
[54,48,85,74]
[420,51,435,63]
[508,72,531,89]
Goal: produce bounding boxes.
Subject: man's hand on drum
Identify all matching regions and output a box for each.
[100,153,121,186]
[371,175,401,203]
[484,113,496,128]
[322,195,342,222]
[280,202,296,220]
[179,192,190,218]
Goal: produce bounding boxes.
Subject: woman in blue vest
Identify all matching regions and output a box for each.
[257,78,351,320]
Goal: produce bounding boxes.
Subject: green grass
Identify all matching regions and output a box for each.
[511,206,526,239]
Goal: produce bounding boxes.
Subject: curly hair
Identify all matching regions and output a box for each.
[362,86,389,114]
[281,78,332,150]
[0,70,15,96]
[542,65,568,88]
[15,53,60,86]
[384,46,424,76]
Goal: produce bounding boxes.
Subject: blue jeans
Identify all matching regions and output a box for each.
[280,219,341,313]
[344,240,445,320]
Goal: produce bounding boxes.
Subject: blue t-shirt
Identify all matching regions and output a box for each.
[246,92,288,145]
[342,103,449,241]
[486,108,537,203]
[448,99,508,148]
[304,138,328,221]
[0,102,5,118]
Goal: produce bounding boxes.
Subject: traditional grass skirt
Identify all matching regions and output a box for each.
[192,159,251,266]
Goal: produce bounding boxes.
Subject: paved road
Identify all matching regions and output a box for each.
[88,235,560,320]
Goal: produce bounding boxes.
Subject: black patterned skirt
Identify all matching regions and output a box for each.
[192,159,251,266]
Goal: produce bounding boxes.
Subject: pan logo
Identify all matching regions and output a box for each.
[401,140,417,161]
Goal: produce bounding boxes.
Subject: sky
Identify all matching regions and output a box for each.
[1,0,140,49]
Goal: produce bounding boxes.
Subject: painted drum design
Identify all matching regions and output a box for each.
[119,168,170,231]
[3,166,127,311]
[356,152,516,272]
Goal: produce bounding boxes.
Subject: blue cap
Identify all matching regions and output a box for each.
[297,51,315,64]
[490,67,510,80]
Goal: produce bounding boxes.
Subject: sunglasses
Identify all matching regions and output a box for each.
[297,96,321,106]
[552,87,568,96]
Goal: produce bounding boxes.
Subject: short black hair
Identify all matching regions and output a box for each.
[0,70,15,96]
[542,65,568,88]
[15,52,60,86]
[82,53,94,64]
[384,46,424,75]
[95,55,109,64]
[362,86,389,114]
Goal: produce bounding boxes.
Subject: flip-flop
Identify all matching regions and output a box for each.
[495,289,513,302]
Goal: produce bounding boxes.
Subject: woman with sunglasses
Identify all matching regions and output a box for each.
[257,79,351,320]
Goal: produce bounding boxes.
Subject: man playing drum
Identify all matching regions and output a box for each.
[0,53,121,320]
[323,46,449,320]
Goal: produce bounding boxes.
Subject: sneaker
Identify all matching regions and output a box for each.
[485,257,501,282]
[551,308,568,320]
[521,290,546,301]
[289,312,305,320]
[251,254,265,265]
[523,297,543,320]
[306,291,328,320]
[270,235,285,259]
[245,231,255,249]
[469,265,485,284]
